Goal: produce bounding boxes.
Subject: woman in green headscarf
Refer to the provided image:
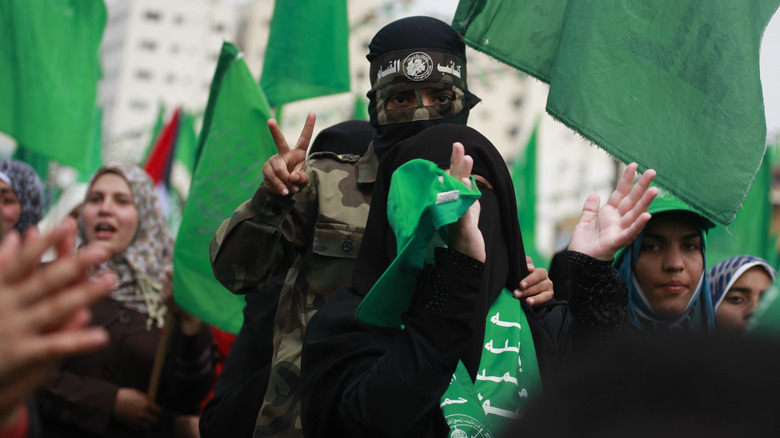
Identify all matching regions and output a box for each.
[567,180,716,336]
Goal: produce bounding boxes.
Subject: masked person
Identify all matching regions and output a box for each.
[708,255,776,333]
[209,16,553,438]
[300,123,566,438]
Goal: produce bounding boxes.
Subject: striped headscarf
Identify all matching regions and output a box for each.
[708,255,776,311]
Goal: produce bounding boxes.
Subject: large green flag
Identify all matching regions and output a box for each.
[174,42,277,334]
[259,0,350,107]
[453,0,779,226]
[708,148,777,268]
[511,123,548,268]
[0,0,106,172]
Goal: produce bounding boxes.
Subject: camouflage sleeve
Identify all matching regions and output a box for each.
[209,184,313,294]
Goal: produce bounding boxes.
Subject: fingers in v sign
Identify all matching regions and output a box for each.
[263,112,317,196]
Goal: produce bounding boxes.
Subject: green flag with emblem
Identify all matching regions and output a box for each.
[0,0,106,172]
[453,0,779,226]
[173,42,277,334]
[259,0,350,107]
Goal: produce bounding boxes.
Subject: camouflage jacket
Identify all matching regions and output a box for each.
[209,146,378,438]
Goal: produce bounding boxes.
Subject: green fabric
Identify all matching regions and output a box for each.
[259,0,350,107]
[0,0,106,172]
[442,288,542,437]
[356,159,481,328]
[12,146,48,182]
[141,104,165,167]
[708,150,778,268]
[453,0,779,226]
[511,123,547,268]
[174,42,277,334]
[352,94,369,121]
[747,282,780,337]
[174,112,198,177]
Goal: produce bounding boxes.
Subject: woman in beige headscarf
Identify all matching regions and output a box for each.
[37,164,214,438]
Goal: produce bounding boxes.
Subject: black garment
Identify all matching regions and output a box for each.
[301,124,563,437]
[37,299,215,438]
[354,124,529,376]
[567,250,629,338]
[308,120,372,157]
[511,333,780,437]
[199,273,284,438]
[547,249,572,301]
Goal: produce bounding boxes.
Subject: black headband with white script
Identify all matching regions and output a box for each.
[369,49,467,91]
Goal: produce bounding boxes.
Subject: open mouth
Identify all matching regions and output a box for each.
[94,223,117,239]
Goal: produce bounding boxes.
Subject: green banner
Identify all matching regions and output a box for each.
[174,42,277,334]
[454,0,779,226]
[511,123,547,268]
[708,147,777,268]
[260,0,350,107]
[0,0,105,172]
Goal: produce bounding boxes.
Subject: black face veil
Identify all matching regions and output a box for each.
[353,123,528,376]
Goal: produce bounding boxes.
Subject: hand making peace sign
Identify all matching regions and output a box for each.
[261,112,316,196]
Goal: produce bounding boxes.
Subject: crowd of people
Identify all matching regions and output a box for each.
[1,14,778,438]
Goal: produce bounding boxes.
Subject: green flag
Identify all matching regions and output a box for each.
[12,146,49,182]
[352,94,369,121]
[511,123,548,268]
[0,0,106,172]
[170,111,199,201]
[174,42,277,334]
[141,104,165,167]
[708,147,777,268]
[259,0,350,107]
[454,0,779,226]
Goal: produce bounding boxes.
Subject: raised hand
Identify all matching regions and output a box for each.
[568,163,658,261]
[261,112,316,196]
[514,256,554,305]
[0,218,114,426]
[447,142,485,263]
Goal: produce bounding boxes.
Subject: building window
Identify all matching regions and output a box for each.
[135,69,152,80]
[144,10,161,21]
[139,39,157,50]
[129,99,149,110]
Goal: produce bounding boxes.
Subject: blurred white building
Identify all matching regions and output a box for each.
[99,0,237,163]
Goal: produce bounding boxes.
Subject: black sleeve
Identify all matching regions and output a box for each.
[301,248,483,438]
[567,250,630,350]
[160,321,217,415]
[199,272,284,438]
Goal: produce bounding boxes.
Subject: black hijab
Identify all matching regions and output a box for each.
[366,16,480,158]
[308,119,373,157]
[353,123,528,376]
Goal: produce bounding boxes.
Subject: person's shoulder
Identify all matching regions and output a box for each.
[308,151,363,167]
